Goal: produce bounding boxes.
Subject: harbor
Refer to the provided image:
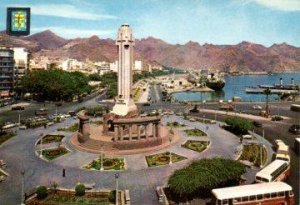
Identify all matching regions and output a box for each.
[172,73,300,102]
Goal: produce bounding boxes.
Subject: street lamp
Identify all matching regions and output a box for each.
[18,110,21,126]
[169,136,172,165]
[21,169,25,205]
[40,135,43,158]
[100,144,104,171]
[115,173,119,205]
[260,129,265,168]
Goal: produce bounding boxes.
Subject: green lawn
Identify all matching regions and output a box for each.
[84,158,125,171]
[146,152,187,167]
[41,194,114,205]
[0,132,16,145]
[184,129,207,137]
[167,122,186,128]
[38,147,69,161]
[57,123,79,132]
[239,144,267,167]
[182,140,209,152]
[37,135,64,145]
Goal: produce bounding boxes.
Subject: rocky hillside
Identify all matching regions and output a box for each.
[1,30,299,72]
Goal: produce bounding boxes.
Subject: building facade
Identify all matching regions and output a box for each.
[0,47,15,98]
[13,48,30,88]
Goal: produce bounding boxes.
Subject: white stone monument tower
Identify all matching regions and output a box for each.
[112,24,137,116]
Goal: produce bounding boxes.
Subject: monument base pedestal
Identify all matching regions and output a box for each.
[111,99,137,116]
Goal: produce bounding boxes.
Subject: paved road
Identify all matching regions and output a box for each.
[0,84,299,204]
[0,115,245,205]
[190,111,299,204]
[0,90,107,123]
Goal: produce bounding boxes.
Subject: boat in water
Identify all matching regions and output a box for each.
[205,73,225,91]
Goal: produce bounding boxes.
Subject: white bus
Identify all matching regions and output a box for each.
[276,144,290,163]
[211,182,294,205]
[255,160,290,183]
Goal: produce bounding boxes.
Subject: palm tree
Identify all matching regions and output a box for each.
[264,88,271,117]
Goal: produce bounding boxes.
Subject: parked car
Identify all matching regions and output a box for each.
[252,121,262,127]
[19,125,27,130]
[11,105,25,110]
[289,124,300,134]
[252,105,262,110]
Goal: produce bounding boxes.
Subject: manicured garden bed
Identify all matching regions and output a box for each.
[40,194,114,205]
[0,132,16,145]
[25,188,118,205]
[84,158,125,171]
[184,129,207,137]
[37,135,64,145]
[167,121,186,128]
[57,123,79,132]
[38,147,69,161]
[182,140,209,152]
[146,152,186,167]
[239,144,267,167]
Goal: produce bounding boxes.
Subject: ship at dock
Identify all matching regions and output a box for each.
[205,73,225,91]
[245,78,300,95]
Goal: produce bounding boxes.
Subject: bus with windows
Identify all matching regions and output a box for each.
[255,160,290,183]
[211,182,294,205]
[275,144,290,163]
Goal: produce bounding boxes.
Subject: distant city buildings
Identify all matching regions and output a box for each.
[42,58,162,75]
[29,56,51,70]
[0,45,163,100]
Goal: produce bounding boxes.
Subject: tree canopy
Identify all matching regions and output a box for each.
[168,158,245,198]
[20,69,91,101]
[224,117,253,135]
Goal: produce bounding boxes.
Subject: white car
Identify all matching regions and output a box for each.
[19,125,27,130]
[252,105,263,110]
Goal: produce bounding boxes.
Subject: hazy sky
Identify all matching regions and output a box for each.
[1,0,299,46]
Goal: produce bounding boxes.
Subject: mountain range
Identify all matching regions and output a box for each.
[1,30,300,72]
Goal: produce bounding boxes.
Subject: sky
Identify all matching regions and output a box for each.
[0,0,299,46]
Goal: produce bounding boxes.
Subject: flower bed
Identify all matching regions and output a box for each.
[184,129,207,137]
[37,135,64,145]
[146,152,186,167]
[239,144,267,167]
[182,140,209,152]
[25,189,118,205]
[84,158,125,171]
[38,147,69,161]
[167,121,186,128]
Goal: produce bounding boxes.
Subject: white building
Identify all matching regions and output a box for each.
[109,61,118,73]
[94,61,111,75]
[60,59,83,71]
[13,47,30,79]
[134,60,143,72]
